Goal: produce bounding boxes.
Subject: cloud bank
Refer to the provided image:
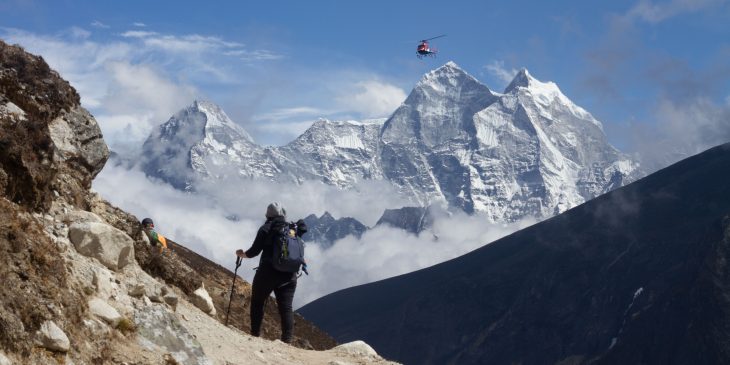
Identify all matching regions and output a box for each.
[93,163,532,307]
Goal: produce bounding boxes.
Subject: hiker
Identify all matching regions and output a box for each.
[141,217,169,254]
[236,202,308,344]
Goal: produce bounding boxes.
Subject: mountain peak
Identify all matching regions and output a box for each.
[414,61,486,94]
[188,100,254,143]
[504,68,535,93]
[441,60,461,70]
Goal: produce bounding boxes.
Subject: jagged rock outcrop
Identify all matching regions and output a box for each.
[302,211,368,246]
[374,204,450,234]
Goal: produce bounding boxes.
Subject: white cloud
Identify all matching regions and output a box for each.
[2,26,406,149]
[485,60,518,86]
[625,0,727,23]
[132,22,147,27]
[297,213,535,307]
[337,80,406,118]
[253,106,325,121]
[632,96,730,171]
[93,163,533,308]
[120,30,244,53]
[120,30,158,38]
[91,20,110,29]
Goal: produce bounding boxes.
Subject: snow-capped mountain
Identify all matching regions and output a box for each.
[141,100,385,190]
[141,62,640,222]
[141,100,279,190]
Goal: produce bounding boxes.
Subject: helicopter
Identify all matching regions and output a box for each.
[417,34,446,58]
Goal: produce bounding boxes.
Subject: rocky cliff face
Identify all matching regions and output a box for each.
[300,143,730,365]
[0,40,394,365]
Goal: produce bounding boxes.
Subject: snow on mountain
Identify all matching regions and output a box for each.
[277,118,385,187]
[467,68,638,221]
[141,63,640,222]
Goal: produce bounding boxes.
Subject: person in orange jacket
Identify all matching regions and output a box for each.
[141,218,169,254]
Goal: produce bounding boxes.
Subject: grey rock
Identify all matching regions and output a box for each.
[62,210,103,225]
[37,320,70,353]
[48,106,109,181]
[134,306,212,365]
[88,298,122,326]
[128,283,146,298]
[191,285,216,316]
[68,222,135,271]
[93,268,115,299]
[331,341,378,357]
[163,293,179,310]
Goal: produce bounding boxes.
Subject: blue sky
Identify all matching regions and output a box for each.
[1,0,729,164]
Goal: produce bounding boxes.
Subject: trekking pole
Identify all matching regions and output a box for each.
[225,256,243,326]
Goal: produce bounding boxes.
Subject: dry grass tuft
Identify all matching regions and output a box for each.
[115,317,137,335]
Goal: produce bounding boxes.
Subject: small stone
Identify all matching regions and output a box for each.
[128,284,145,297]
[163,293,178,310]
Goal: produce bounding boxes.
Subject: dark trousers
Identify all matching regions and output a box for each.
[250,265,297,343]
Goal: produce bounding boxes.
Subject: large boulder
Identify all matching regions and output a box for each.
[68,222,134,271]
[0,40,108,212]
[48,106,109,206]
[37,321,70,353]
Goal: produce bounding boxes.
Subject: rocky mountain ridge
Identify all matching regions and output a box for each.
[142,62,639,223]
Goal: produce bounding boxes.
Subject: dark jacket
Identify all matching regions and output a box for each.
[245,217,308,268]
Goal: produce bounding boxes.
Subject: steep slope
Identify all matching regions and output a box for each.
[300,143,730,365]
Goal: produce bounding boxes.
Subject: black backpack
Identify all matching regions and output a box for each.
[272,223,305,273]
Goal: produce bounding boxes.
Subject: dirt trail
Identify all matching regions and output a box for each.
[176,299,400,365]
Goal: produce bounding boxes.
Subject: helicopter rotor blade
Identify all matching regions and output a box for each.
[421,34,446,42]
